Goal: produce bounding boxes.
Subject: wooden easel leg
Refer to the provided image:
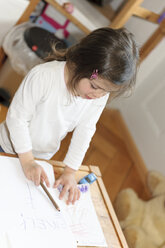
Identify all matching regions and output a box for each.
[140,19,165,62]
[110,0,144,29]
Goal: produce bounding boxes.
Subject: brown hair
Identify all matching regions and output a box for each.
[47,27,139,100]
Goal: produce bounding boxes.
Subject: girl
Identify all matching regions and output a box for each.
[0,27,139,204]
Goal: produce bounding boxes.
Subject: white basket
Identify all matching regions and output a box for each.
[3,22,43,75]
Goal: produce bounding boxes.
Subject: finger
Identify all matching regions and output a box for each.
[42,170,50,187]
[40,176,44,183]
[33,172,41,186]
[77,188,81,201]
[67,188,74,205]
[53,179,61,188]
[26,173,32,181]
[59,185,69,200]
[72,191,78,205]
[72,188,80,204]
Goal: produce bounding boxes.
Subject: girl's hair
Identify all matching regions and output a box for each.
[47,27,139,100]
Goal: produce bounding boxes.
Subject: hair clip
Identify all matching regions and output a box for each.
[90,69,98,80]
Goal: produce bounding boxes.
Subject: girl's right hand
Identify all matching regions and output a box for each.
[18,151,50,187]
[22,160,50,187]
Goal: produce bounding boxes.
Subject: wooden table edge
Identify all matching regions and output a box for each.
[89,165,128,248]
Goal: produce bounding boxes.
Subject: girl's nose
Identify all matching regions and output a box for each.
[93,91,106,98]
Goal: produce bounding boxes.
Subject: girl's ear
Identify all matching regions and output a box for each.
[107,89,123,103]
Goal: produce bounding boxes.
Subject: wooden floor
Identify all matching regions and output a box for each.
[0,104,151,204]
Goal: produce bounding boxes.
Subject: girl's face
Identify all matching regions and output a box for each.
[76,77,121,100]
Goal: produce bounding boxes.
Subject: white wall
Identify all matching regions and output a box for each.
[109,0,165,174]
[0,0,28,45]
[110,39,165,174]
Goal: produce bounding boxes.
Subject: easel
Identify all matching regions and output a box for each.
[110,0,165,62]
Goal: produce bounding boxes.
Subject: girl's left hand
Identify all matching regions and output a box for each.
[53,166,80,205]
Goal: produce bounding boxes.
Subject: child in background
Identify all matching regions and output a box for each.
[0,27,139,204]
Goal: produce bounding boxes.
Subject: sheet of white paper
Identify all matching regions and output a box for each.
[0,233,11,248]
[49,184,108,247]
[0,155,107,247]
[8,230,76,248]
[0,156,76,248]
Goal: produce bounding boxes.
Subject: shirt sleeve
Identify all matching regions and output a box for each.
[6,66,50,154]
[63,95,109,170]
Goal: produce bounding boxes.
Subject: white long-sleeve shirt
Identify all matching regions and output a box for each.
[0,61,109,170]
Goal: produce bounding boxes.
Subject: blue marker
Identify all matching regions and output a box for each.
[78,172,97,185]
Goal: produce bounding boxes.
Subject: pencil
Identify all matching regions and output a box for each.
[40,181,60,212]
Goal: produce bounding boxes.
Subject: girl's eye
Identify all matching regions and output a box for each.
[90,82,98,90]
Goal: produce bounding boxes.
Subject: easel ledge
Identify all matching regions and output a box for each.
[0,152,128,248]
